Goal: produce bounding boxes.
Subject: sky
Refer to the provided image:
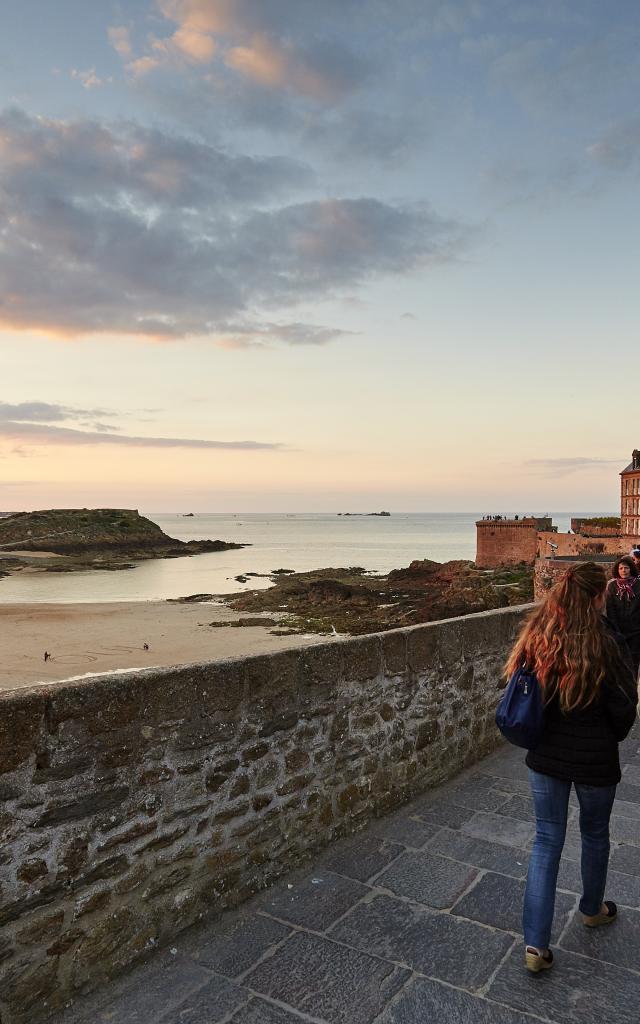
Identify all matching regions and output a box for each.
[1,0,638,512]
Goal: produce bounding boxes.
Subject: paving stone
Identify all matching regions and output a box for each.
[610,816,640,846]
[70,954,215,1024]
[481,775,531,797]
[182,913,291,977]
[160,975,249,1024]
[461,812,534,848]
[317,834,404,883]
[489,944,640,1024]
[379,975,539,1024]
[330,893,513,992]
[622,766,640,785]
[610,844,640,876]
[494,795,535,823]
[614,783,640,805]
[556,858,640,909]
[478,753,530,782]
[256,870,369,931]
[244,930,409,1024]
[451,870,576,941]
[559,904,640,971]
[374,850,478,909]
[439,775,512,813]
[368,815,440,848]
[410,799,477,830]
[425,828,530,879]
[609,798,640,821]
[230,999,309,1024]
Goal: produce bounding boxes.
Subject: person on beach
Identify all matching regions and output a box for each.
[606,557,640,678]
[505,562,638,974]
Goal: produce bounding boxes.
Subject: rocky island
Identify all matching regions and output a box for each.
[206,558,532,636]
[0,508,247,578]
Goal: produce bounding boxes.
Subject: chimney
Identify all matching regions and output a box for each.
[634,450,640,471]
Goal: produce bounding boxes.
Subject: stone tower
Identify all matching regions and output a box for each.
[621,450,640,538]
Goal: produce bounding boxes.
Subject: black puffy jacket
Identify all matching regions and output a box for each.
[526,646,638,786]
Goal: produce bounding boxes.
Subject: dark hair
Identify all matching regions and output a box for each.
[612,556,638,579]
[506,562,631,712]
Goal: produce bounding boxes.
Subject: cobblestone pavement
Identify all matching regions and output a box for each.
[58,727,640,1024]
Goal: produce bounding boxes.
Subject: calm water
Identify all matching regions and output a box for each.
[0,511,603,604]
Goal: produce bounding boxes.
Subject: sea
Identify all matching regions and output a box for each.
[0,511,606,604]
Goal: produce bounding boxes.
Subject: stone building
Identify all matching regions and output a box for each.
[621,449,640,537]
[476,449,640,578]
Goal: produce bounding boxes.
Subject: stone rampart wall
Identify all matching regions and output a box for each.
[475,522,538,567]
[0,606,530,1023]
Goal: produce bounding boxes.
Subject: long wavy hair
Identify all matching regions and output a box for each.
[505,561,630,713]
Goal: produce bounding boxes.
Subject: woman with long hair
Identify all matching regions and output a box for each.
[606,556,640,678]
[505,562,638,974]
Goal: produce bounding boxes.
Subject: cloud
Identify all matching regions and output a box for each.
[108,26,134,61]
[0,401,115,423]
[525,457,619,477]
[0,421,283,450]
[587,118,640,171]
[71,68,108,90]
[0,108,465,341]
[216,321,355,349]
[123,1,370,102]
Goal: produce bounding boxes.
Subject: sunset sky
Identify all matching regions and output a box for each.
[1,1,638,512]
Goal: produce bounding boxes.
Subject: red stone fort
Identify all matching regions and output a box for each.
[476,449,640,596]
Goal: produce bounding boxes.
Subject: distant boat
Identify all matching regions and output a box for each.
[182,513,195,517]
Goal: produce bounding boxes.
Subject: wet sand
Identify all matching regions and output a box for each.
[0,601,325,692]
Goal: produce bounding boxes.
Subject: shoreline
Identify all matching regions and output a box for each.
[0,600,326,692]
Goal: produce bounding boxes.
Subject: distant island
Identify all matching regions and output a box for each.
[338,511,391,517]
[0,508,248,579]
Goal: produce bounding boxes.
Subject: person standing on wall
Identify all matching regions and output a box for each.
[606,557,640,679]
[505,562,638,974]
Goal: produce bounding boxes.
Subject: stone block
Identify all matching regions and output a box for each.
[461,811,534,848]
[161,975,249,1024]
[376,850,478,909]
[185,911,291,977]
[452,871,575,940]
[245,930,409,1024]
[258,711,298,738]
[368,814,439,849]
[34,786,129,827]
[379,975,535,1024]
[1,956,62,1020]
[560,904,640,970]
[610,844,640,876]
[229,999,309,1024]
[17,858,48,883]
[0,692,46,774]
[300,643,345,692]
[406,628,438,673]
[488,945,640,1024]
[425,828,529,879]
[382,631,407,676]
[331,893,513,991]
[342,636,382,682]
[256,870,368,930]
[317,835,403,883]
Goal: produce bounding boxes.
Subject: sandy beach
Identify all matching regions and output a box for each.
[0,601,326,692]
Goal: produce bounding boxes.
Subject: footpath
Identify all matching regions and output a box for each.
[57,726,640,1024]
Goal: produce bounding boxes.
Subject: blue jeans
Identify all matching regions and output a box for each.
[523,769,616,949]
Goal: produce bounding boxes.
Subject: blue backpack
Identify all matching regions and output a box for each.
[495,666,545,750]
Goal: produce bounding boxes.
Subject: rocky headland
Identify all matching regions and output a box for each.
[0,508,247,578]
[187,558,533,636]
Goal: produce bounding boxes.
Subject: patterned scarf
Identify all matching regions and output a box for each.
[615,578,637,601]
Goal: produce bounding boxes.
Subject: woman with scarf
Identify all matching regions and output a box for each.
[606,557,640,679]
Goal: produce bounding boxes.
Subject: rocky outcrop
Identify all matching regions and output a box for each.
[225,560,533,636]
[0,509,247,577]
